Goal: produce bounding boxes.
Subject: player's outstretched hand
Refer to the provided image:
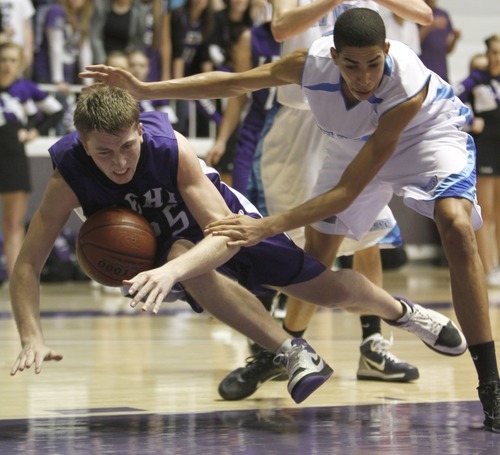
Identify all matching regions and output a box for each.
[124,267,175,314]
[11,343,63,375]
[204,214,271,247]
[79,65,145,99]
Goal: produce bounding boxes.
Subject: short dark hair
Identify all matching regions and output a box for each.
[333,8,386,52]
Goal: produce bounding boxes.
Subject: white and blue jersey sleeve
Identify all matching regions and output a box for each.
[302,38,471,146]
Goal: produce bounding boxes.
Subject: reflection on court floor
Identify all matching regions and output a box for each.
[0,402,496,455]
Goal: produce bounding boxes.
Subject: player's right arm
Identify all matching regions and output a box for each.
[271,0,342,42]
[79,49,306,101]
[10,170,80,375]
[123,132,244,313]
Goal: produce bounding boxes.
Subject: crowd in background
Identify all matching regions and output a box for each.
[14,0,275,138]
[0,0,466,138]
[0,0,499,287]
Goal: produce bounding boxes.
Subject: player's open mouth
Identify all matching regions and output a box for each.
[112,169,131,182]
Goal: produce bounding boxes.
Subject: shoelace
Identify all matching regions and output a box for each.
[273,354,285,367]
[273,344,305,370]
[408,305,442,337]
[370,334,401,364]
[240,352,281,380]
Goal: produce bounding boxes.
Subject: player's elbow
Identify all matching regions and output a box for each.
[416,6,433,26]
[270,22,289,43]
[420,11,433,26]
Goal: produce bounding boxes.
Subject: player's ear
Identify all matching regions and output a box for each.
[384,40,390,55]
[138,122,143,143]
[330,47,339,64]
[80,138,91,156]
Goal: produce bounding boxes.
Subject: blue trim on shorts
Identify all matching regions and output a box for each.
[378,224,403,248]
[434,135,477,202]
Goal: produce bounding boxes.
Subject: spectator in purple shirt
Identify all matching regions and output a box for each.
[418,0,460,82]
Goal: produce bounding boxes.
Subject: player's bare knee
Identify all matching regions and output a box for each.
[327,269,357,307]
[438,218,477,258]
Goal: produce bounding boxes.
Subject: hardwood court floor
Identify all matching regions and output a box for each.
[0,263,499,454]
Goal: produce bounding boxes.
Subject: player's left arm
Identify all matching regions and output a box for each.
[206,85,427,245]
[80,50,305,101]
[333,85,427,203]
[125,132,241,311]
[375,0,433,25]
[277,86,427,226]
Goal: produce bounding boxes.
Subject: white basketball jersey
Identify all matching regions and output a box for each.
[301,37,471,150]
[278,0,379,109]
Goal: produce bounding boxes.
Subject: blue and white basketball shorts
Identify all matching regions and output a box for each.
[309,130,482,242]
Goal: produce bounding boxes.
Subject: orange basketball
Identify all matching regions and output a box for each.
[76,207,157,287]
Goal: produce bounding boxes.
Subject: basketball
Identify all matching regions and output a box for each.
[76,207,157,287]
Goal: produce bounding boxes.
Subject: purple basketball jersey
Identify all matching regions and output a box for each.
[49,112,325,304]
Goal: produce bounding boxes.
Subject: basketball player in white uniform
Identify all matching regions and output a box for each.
[227,0,433,395]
